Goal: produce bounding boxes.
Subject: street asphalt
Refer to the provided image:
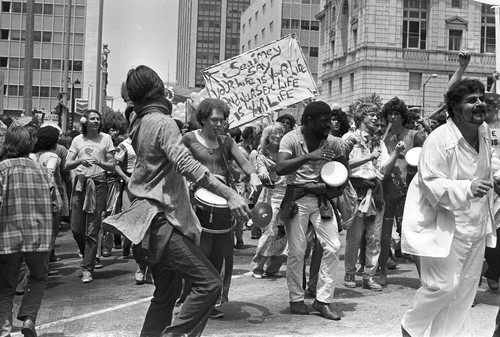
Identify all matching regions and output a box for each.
[8,223,499,337]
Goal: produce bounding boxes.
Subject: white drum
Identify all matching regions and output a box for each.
[405,147,422,167]
[321,162,348,187]
[194,188,228,209]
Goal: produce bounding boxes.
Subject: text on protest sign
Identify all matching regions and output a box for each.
[202,35,317,128]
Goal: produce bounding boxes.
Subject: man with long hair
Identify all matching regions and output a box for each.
[104,65,250,336]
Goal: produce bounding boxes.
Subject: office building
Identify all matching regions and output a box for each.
[177,0,251,88]
[316,0,495,116]
[0,0,101,117]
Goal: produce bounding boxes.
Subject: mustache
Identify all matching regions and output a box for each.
[472,106,486,114]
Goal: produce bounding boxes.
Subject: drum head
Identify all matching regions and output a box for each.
[321,162,348,187]
[405,147,422,167]
[194,188,228,207]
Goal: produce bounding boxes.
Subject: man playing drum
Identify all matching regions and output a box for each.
[276,101,347,320]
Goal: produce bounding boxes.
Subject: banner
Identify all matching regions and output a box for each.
[202,34,318,128]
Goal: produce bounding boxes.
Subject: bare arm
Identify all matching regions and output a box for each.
[445,51,470,95]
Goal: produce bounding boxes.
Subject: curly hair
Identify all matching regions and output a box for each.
[301,101,331,125]
[352,103,378,129]
[381,97,410,125]
[35,126,59,152]
[0,126,33,160]
[195,98,230,127]
[446,79,485,119]
[331,108,350,137]
[242,126,255,141]
[126,65,166,104]
[276,113,296,130]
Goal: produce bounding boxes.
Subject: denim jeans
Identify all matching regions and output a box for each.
[485,227,500,281]
[71,180,107,272]
[0,252,50,337]
[140,228,221,337]
[344,204,383,278]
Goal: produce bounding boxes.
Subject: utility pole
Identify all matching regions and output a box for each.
[101,45,110,113]
[23,0,34,116]
[61,0,72,132]
[95,0,104,112]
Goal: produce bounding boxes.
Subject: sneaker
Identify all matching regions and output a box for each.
[102,249,112,257]
[362,277,383,291]
[344,273,356,288]
[252,272,263,279]
[355,266,364,277]
[94,258,103,269]
[82,271,93,283]
[135,268,146,285]
[387,258,398,270]
[210,308,224,319]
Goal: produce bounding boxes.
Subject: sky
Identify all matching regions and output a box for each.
[102,0,179,112]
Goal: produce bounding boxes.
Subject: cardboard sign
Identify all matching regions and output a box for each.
[202,34,317,128]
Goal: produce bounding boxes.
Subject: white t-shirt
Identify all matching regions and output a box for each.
[69,133,114,177]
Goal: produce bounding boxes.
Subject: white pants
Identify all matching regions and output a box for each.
[401,235,485,337]
[286,195,341,303]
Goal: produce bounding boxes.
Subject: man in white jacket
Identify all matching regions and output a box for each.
[400,78,496,337]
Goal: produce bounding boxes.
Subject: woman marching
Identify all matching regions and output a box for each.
[250,122,288,279]
[182,98,261,318]
[65,110,115,283]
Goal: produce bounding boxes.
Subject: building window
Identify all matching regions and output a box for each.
[302,0,311,3]
[350,73,354,91]
[1,1,10,12]
[301,20,310,30]
[242,45,245,52]
[41,59,51,70]
[302,46,309,55]
[255,11,258,21]
[44,4,53,14]
[402,0,427,49]
[331,39,335,56]
[52,59,62,70]
[9,58,19,68]
[7,85,17,96]
[409,72,422,90]
[249,17,252,28]
[481,4,495,53]
[242,24,245,34]
[270,21,274,33]
[40,87,50,98]
[12,2,24,13]
[291,19,300,30]
[42,31,52,42]
[339,77,343,94]
[282,19,290,29]
[32,86,40,97]
[262,3,266,14]
[33,31,42,42]
[310,20,319,31]
[0,29,9,40]
[34,3,43,14]
[261,28,265,39]
[353,28,358,48]
[448,29,462,51]
[254,34,258,45]
[452,0,461,8]
[488,76,494,92]
[328,80,332,96]
[248,40,251,50]
[310,47,318,57]
[0,57,7,67]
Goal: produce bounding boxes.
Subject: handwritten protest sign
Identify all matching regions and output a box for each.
[201,34,317,128]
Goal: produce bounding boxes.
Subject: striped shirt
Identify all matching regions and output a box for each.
[0,157,59,254]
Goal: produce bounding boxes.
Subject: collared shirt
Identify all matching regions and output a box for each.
[402,119,495,257]
[106,98,210,244]
[0,157,59,254]
[279,128,344,185]
[347,129,389,180]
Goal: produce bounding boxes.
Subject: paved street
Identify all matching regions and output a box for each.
[9,224,499,337]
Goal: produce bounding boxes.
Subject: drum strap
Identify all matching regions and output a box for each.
[216,136,237,191]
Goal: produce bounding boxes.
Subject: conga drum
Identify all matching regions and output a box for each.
[194,188,233,234]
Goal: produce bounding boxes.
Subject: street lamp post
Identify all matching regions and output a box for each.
[422,73,438,117]
[70,79,81,130]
